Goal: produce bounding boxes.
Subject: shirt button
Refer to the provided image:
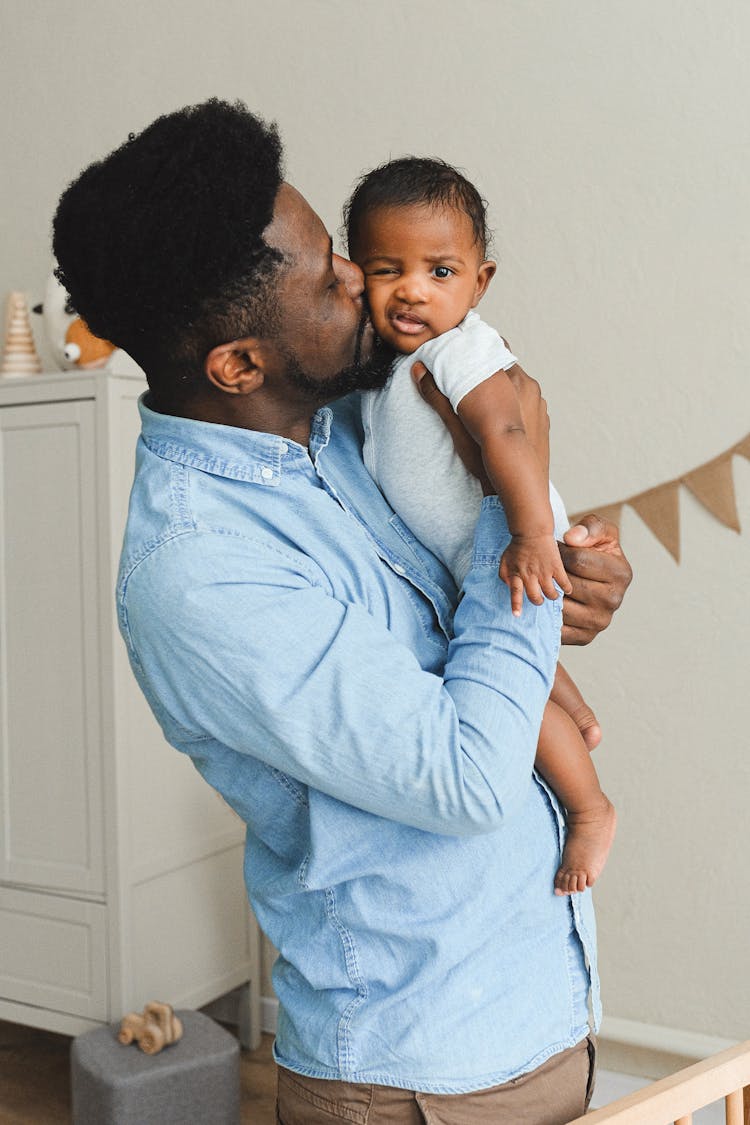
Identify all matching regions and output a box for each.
[261,467,274,480]
[279,442,289,454]
[393,563,406,576]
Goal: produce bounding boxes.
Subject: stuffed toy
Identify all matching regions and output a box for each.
[34,271,142,375]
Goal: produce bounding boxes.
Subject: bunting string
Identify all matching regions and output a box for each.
[569,433,750,562]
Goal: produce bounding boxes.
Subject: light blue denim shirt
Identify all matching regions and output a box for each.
[117,391,600,1095]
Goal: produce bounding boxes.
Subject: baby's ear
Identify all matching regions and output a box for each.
[472,259,497,305]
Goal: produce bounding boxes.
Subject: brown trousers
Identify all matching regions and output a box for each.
[277,1035,597,1124]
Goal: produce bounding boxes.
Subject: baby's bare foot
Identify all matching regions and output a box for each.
[554,796,617,896]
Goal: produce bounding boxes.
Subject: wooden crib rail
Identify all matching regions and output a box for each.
[568,1039,750,1124]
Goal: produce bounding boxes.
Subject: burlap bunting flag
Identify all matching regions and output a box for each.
[569,434,750,562]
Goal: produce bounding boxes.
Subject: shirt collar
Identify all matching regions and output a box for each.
[138,392,334,485]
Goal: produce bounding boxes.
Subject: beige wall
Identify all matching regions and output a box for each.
[3,0,749,1044]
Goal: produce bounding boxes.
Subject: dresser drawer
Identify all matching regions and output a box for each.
[0,886,107,1019]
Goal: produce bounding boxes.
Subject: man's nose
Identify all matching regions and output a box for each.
[333,254,365,300]
[394,272,427,304]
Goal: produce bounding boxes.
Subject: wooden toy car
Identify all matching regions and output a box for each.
[117,1001,184,1055]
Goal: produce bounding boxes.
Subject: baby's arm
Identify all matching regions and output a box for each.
[457,370,573,614]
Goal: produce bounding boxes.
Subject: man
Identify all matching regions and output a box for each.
[53,99,631,1124]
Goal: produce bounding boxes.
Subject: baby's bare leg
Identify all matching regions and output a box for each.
[550,662,601,751]
[536,699,616,895]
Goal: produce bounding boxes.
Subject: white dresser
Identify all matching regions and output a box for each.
[0,370,261,1043]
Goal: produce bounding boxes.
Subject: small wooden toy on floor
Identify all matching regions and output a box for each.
[117,1001,184,1055]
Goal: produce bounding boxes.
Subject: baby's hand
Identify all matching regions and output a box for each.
[499,534,573,617]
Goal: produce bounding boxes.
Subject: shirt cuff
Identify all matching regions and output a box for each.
[471,497,512,566]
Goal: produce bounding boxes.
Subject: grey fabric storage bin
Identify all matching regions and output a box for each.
[71,1010,240,1124]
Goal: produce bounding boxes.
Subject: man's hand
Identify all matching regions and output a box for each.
[559,516,632,645]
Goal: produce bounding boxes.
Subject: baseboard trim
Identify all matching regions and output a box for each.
[599,1015,740,1078]
[262,995,279,1035]
[600,1016,737,1061]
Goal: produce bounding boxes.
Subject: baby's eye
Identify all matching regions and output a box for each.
[432,266,453,279]
[369,267,398,276]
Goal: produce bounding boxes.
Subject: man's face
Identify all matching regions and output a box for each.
[264,184,395,400]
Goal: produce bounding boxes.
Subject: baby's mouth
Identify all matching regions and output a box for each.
[390,310,427,335]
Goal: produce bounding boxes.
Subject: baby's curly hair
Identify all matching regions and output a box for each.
[344,156,490,259]
[53,99,284,401]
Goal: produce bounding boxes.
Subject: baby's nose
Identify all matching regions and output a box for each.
[395,273,428,304]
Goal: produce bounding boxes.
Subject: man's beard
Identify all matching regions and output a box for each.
[283,312,396,402]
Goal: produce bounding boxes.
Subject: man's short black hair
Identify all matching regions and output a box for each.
[53,99,284,402]
[344,156,490,259]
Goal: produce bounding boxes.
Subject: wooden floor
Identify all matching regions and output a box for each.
[0,1018,278,1124]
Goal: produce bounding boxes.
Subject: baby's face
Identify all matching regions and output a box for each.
[351,203,495,354]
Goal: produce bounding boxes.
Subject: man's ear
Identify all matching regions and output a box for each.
[204,339,267,395]
[471,260,497,307]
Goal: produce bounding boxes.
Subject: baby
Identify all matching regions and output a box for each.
[344,157,616,895]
